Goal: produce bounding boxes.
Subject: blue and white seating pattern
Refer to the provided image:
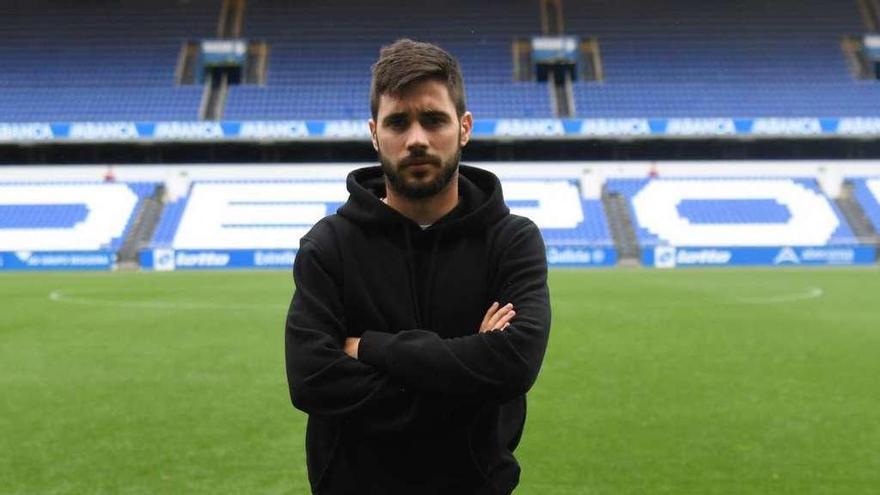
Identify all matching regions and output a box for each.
[169,181,348,250]
[851,178,880,233]
[150,196,191,248]
[0,182,155,251]
[148,178,613,250]
[606,178,857,247]
[0,175,873,269]
[504,180,613,247]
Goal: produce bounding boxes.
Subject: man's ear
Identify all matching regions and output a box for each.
[459,111,473,147]
[368,119,379,151]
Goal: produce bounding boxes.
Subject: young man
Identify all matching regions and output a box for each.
[285,39,551,494]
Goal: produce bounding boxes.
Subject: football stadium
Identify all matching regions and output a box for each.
[2,0,880,493]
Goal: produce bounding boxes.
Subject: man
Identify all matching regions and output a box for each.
[285,39,551,494]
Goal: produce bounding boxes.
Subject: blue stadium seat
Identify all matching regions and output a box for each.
[851,178,880,232]
[0,181,157,251]
[605,177,858,247]
[147,177,612,250]
[567,0,880,118]
[3,0,877,122]
[0,0,215,121]
[224,0,554,120]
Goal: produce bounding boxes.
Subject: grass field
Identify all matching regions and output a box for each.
[1,268,879,494]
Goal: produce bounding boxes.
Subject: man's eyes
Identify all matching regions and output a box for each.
[384,115,449,130]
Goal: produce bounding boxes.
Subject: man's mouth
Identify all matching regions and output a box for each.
[401,156,441,169]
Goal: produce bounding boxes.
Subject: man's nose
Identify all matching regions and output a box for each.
[405,123,429,152]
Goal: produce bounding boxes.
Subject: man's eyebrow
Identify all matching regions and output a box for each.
[381,110,451,125]
[381,112,408,125]
[420,110,451,120]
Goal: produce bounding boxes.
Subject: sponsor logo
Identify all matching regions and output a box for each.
[323,120,371,138]
[773,247,801,265]
[154,122,224,140]
[0,123,54,141]
[751,118,822,136]
[9,252,110,267]
[547,247,604,265]
[254,250,297,267]
[69,122,139,140]
[801,248,855,264]
[174,251,231,268]
[239,121,309,139]
[579,119,651,137]
[836,118,880,136]
[654,246,677,268]
[665,119,736,136]
[152,249,176,271]
[532,36,578,52]
[201,39,246,56]
[675,249,733,265]
[495,119,565,137]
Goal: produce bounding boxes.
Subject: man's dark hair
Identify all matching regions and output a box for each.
[370,39,467,120]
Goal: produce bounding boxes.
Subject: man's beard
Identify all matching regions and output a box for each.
[380,145,461,200]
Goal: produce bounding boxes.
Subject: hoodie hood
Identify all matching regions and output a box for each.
[338,164,509,234]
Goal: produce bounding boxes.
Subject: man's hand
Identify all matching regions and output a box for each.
[480,301,515,333]
[344,337,360,359]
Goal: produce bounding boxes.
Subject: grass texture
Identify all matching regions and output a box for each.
[1,268,878,494]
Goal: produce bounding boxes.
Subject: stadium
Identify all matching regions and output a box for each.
[2,0,879,493]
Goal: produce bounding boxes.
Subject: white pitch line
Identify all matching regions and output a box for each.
[48,289,282,311]
[734,287,824,305]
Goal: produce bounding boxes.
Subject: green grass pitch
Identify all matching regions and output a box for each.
[1,268,878,494]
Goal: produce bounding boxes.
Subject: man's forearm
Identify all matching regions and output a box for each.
[343,301,514,361]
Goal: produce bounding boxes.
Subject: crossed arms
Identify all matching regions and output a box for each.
[285,220,550,432]
[343,301,517,359]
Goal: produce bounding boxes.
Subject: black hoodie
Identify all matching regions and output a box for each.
[285,164,551,494]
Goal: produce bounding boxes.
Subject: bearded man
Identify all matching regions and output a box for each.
[285,38,551,495]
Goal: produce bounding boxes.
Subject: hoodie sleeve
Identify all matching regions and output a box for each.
[358,217,551,403]
[286,234,439,436]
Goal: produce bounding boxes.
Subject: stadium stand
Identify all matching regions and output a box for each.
[223,0,554,120]
[0,169,875,270]
[851,177,880,232]
[165,180,346,249]
[0,0,215,122]
[150,196,191,249]
[146,178,612,249]
[503,179,614,247]
[566,0,880,118]
[3,0,878,123]
[605,177,858,247]
[0,182,156,251]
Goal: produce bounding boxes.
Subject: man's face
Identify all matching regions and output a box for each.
[369,79,473,199]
